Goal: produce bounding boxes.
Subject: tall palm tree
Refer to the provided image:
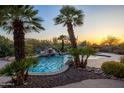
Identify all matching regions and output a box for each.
[54,6,84,48]
[54,6,84,66]
[58,35,67,52]
[0,5,45,61]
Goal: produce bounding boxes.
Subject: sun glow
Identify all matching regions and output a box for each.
[77,32,124,44]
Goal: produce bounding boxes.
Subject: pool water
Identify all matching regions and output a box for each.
[29,54,107,73]
[29,55,69,73]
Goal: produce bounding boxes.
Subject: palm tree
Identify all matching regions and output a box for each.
[58,35,67,52]
[54,5,84,48]
[0,5,44,85]
[54,6,84,66]
[0,5,45,61]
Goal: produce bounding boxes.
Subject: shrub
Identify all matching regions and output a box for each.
[120,55,124,64]
[0,57,38,76]
[68,48,80,59]
[79,47,96,68]
[0,35,14,57]
[101,61,124,78]
[68,47,96,68]
[0,57,38,85]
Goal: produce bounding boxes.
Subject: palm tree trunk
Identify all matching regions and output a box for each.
[81,56,89,68]
[67,22,80,66]
[61,39,64,52]
[80,55,84,67]
[13,20,25,61]
[67,22,77,48]
[13,20,25,85]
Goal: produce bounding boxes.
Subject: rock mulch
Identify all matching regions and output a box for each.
[3,66,109,88]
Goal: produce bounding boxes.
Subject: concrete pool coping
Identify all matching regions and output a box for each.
[28,64,69,75]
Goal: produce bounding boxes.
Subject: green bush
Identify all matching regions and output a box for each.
[0,57,38,85]
[0,35,14,57]
[101,61,124,78]
[0,57,38,76]
[68,47,96,68]
[120,55,124,64]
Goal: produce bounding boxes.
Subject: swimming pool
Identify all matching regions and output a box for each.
[29,55,70,74]
[28,54,109,75]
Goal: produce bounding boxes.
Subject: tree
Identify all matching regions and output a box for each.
[54,6,84,48]
[25,38,42,55]
[101,36,119,46]
[53,37,59,45]
[100,36,120,52]
[0,5,45,61]
[79,40,91,47]
[0,6,45,85]
[54,6,84,66]
[58,35,67,52]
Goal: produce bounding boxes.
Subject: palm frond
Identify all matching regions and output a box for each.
[0,5,45,34]
[54,5,84,27]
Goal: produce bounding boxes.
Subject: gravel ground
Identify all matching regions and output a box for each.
[2,66,108,88]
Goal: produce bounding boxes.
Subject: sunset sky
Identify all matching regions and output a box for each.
[0,5,124,44]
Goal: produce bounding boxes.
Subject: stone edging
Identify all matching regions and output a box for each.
[28,64,69,76]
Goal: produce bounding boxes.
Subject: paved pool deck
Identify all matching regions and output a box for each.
[87,52,122,68]
[56,79,124,88]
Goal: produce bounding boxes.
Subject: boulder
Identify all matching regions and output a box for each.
[94,68,103,74]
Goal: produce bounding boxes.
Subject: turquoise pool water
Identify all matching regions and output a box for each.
[29,55,69,73]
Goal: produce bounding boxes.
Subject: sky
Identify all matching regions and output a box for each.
[0,5,124,44]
